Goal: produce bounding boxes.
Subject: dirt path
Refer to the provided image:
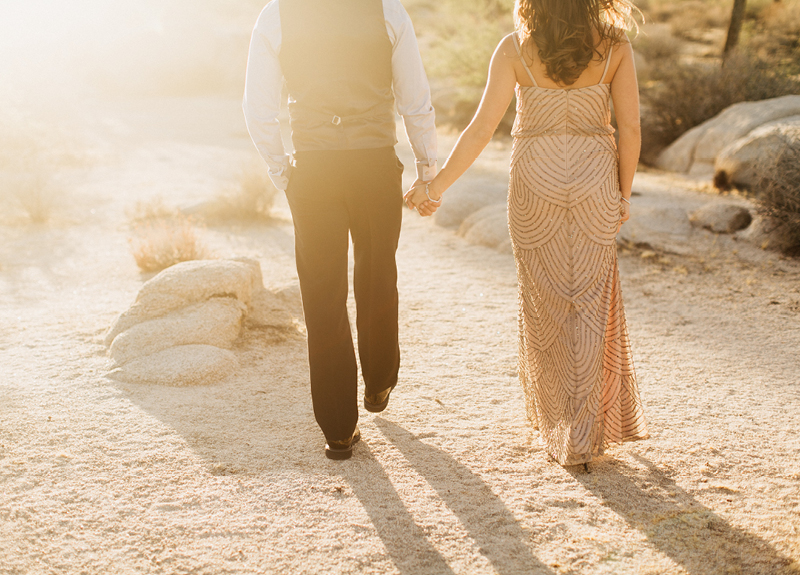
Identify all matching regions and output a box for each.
[1,97,799,575]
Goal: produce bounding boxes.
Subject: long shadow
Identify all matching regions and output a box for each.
[113,335,322,475]
[375,418,555,575]
[339,443,457,575]
[569,455,794,575]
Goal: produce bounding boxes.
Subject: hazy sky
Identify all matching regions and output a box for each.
[0,1,261,98]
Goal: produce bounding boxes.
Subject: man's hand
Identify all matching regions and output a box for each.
[403,178,425,210]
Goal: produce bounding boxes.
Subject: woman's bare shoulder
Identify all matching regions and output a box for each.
[497,32,522,58]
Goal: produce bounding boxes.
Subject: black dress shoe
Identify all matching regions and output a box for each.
[324,426,361,460]
[364,387,393,413]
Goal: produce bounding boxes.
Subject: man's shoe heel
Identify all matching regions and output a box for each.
[364,388,392,413]
[324,427,361,460]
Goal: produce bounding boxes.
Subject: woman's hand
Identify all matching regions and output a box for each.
[404,181,442,217]
[618,199,631,233]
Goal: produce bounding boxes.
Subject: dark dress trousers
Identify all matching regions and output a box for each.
[279,0,402,442]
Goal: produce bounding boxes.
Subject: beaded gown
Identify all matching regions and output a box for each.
[508,34,648,465]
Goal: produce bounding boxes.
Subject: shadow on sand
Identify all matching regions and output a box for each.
[354,417,555,575]
[569,455,793,574]
[339,441,458,575]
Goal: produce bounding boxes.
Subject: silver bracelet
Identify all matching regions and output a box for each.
[621,196,631,204]
[425,183,442,205]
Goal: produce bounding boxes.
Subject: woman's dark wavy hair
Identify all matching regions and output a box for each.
[515,0,641,86]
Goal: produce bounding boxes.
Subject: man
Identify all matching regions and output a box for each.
[243,0,437,460]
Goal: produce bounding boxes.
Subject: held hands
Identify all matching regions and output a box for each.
[404,179,442,217]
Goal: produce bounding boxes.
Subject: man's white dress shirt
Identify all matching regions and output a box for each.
[243,0,438,191]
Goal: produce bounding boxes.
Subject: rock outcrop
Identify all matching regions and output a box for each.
[457,204,511,253]
[105,257,299,386]
[109,345,239,387]
[616,205,696,255]
[433,175,507,229]
[714,117,800,191]
[657,95,800,176]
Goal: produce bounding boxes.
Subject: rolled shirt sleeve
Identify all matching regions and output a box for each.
[243,1,291,191]
[384,0,438,181]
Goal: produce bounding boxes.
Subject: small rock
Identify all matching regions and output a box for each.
[108,344,238,386]
[457,204,509,251]
[248,288,295,329]
[689,203,753,234]
[616,206,696,254]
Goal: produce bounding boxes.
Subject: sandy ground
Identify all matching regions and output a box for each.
[1,96,800,575]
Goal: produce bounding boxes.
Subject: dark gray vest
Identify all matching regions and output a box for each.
[279,0,397,152]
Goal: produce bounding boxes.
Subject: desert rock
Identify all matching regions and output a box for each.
[714,117,800,191]
[105,257,295,385]
[108,297,246,365]
[105,259,259,346]
[248,288,295,329]
[457,203,510,252]
[616,205,696,254]
[434,175,507,229]
[108,344,239,386]
[657,95,800,175]
[689,203,753,234]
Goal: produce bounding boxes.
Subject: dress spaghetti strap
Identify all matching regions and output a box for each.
[511,33,538,87]
[599,44,614,84]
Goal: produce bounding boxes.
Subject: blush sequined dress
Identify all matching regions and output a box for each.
[508,33,648,465]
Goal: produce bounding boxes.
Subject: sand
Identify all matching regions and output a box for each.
[1,95,799,575]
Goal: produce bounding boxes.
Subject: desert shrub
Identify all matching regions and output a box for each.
[0,171,57,224]
[640,51,800,164]
[0,108,82,224]
[203,164,278,223]
[746,1,800,74]
[638,0,732,37]
[128,199,210,273]
[666,1,730,40]
[757,141,800,254]
[632,28,682,62]
[423,0,515,131]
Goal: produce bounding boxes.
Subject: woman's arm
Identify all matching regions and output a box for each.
[407,35,518,215]
[610,38,640,224]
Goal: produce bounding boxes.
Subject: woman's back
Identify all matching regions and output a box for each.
[510,32,617,143]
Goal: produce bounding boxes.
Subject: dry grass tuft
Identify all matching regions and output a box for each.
[757,142,800,255]
[200,164,279,223]
[128,198,211,273]
[0,107,88,225]
[1,171,58,224]
[127,196,182,224]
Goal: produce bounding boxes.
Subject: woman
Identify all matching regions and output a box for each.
[407,0,648,466]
